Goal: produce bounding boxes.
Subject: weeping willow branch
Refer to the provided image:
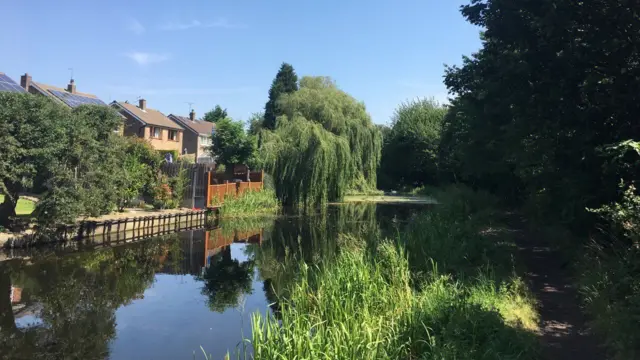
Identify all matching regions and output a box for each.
[260,76,382,207]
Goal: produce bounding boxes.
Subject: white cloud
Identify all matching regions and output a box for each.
[160,18,245,31]
[107,85,256,96]
[127,18,145,35]
[125,52,170,66]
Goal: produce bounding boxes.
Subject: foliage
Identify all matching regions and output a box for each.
[379,98,447,190]
[577,239,640,360]
[263,63,298,130]
[157,149,179,163]
[260,118,352,207]
[0,93,71,227]
[437,2,640,357]
[203,105,228,123]
[209,118,255,168]
[440,0,640,224]
[33,104,124,227]
[247,112,265,136]
[152,167,187,209]
[251,232,537,359]
[260,76,382,206]
[114,137,160,211]
[219,189,279,217]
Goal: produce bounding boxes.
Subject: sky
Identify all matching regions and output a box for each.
[0,0,481,125]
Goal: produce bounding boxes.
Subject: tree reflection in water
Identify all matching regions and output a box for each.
[0,235,180,359]
[197,246,255,313]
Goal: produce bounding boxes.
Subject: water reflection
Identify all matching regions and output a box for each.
[0,203,425,359]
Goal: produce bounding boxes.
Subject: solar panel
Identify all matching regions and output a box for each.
[0,74,27,93]
[49,89,107,108]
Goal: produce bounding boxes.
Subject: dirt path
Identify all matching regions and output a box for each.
[508,214,608,360]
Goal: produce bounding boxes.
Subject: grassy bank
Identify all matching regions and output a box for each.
[244,185,539,359]
[219,190,280,218]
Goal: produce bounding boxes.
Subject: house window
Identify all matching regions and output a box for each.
[150,127,161,139]
[169,130,178,141]
[200,135,210,145]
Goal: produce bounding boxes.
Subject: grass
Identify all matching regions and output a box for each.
[576,239,640,360]
[0,194,36,216]
[239,185,539,359]
[219,190,280,218]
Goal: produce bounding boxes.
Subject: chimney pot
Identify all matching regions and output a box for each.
[139,98,146,110]
[20,73,32,91]
[67,79,76,94]
[189,109,196,121]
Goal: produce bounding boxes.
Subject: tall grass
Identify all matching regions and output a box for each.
[244,186,539,359]
[577,239,640,359]
[219,190,280,217]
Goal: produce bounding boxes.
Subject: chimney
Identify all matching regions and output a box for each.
[20,73,32,91]
[139,98,146,110]
[67,79,76,93]
[189,109,196,121]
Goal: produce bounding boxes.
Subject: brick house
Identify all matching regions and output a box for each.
[20,73,108,108]
[111,99,184,153]
[168,110,215,163]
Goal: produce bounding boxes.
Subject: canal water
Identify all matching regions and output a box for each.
[0,203,426,359]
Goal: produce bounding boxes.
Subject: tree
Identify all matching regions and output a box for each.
[203,105,228,123]
[247,112,265,136]
[260,76,382,206]
[441,0,640,225]
[209,118,255,168]
[379,98,447,189]
[0,93,71,227]
[35,105,124,227]
[263,63,298,130]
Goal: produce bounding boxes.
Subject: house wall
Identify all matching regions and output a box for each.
[197,135,213,162]
[118,110,183,151]
[146,127,183,152]
[182,130,199,156]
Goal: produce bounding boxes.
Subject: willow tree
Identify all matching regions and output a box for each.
[261,76,382,206]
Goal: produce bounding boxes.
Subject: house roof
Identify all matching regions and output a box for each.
[0,72,27,93]
[30,81,107,107]
[114,102,184,130]
[168,115,215,135]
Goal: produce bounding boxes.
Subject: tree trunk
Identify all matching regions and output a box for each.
[0,191,18,228]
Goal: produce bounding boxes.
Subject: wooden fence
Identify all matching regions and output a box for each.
[206,170,264,207]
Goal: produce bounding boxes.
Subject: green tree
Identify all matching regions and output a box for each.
[209,118,255,168]
[203,105,228,123]
[260,76,381,206]
[263,63,298,130]
[379,98,447,189]
[35,105,124,227]
[441,0,640,224]
[0,93,71,227]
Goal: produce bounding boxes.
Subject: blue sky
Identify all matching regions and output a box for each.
[1,0,481,124]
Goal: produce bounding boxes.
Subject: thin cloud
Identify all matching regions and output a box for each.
[160,18,245,31]
[107,85,256,96]
[127,18,145,35]
[125,52,171,66]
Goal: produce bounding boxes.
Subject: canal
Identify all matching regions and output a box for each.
[0,203,426,359]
